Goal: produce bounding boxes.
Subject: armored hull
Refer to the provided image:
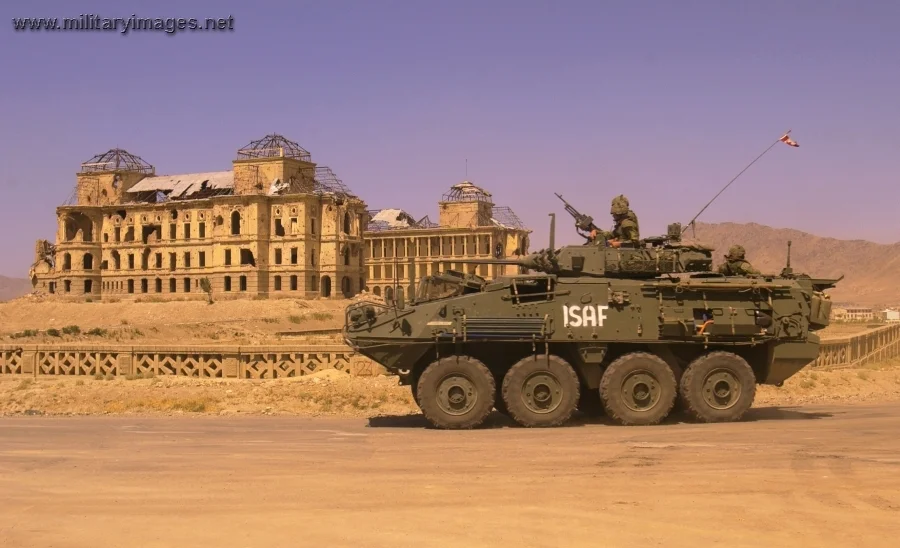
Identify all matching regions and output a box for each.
[344,234,839,430]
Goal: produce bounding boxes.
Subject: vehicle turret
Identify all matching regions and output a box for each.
[459,221,714,279]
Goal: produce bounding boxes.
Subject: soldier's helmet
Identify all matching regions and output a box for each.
[610,195,629,215]
[725,245,746,260]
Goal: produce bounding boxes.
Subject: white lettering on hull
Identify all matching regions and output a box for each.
[562,305,610,328]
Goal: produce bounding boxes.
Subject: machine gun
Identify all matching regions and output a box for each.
[555,193,600,241]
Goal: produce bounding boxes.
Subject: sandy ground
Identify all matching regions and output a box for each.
[2,403,900,548]
[0,297,879,345]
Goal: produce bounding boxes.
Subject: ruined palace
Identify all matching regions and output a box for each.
[365,180,531,302]
[30,134,367,300]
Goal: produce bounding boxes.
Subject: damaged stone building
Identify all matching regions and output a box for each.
[30,134,367,300]
[365,180,531,302]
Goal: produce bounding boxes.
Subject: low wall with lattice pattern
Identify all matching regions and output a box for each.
[813,324,900,368]
[0,345,386,378]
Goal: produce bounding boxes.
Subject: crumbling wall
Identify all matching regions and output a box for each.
[76,171,148,206]
[438,200,494,228]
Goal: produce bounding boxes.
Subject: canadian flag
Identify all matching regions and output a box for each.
[780,133,799,147]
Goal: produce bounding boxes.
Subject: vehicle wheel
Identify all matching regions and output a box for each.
[577,388,605,417]
[599,352,677,426]
[416,356,496,429]
[501,355,580,427]
[680,351,756,423]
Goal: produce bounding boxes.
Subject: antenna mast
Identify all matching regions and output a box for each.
[683,130,797,236]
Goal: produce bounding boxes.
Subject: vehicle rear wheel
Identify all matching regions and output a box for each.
[599,352,677,426]
[416,356,496,429]
[680,351,756,423]
[501,355,580,427]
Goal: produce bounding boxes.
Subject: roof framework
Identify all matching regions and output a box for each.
[235,134,312,162]
[441,180,493,203]
[314,166,354,197]
[80,148,155,174]
[491,206,527,230]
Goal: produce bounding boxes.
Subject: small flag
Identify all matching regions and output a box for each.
[780,133,799,147]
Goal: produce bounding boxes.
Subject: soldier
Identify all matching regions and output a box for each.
[589,194,640,248]
[718,245,760,276]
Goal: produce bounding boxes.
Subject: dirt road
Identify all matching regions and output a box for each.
[2,404,900,547]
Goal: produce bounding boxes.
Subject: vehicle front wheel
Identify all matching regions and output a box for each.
[501,355,580,427]
[416,356,496,429]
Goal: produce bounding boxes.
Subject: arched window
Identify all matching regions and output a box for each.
[231,211,241,235]
[82,253,93,270]
[343,212,351,234]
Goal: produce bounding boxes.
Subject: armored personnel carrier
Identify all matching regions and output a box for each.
[343,198,840,430]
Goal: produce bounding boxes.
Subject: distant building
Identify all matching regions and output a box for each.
[833,306,874,322]
[830,306,847,321]
[30,134,367,300]
[364,181,531,302]
[882,309,900,323]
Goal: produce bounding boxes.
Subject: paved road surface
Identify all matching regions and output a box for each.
[2,404,900,548]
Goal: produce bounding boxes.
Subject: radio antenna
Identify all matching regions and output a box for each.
[683,130,799,236]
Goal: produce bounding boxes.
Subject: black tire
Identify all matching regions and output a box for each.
[416,356,496,429]
[599,352,677,426]
[680,351,756,423]
[501,355,580,427]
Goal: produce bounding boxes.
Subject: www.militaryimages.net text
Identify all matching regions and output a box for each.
[11,14,234,35]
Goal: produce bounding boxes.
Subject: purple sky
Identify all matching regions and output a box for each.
[2,0,899,277]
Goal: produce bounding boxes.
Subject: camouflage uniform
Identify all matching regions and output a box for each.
[592,195,640,245]
[718,245,760,276]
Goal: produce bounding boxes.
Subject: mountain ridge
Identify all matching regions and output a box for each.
[691,221,899,307]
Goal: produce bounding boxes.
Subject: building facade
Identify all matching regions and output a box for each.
[30,134,367,300]
[831,306,875,322]
[882,309,900,323]
[364,181,532,302]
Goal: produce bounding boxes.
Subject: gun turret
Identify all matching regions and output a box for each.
[555,193,599,240]
[454,242,713,279]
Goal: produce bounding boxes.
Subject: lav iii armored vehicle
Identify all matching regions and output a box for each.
[343,196,840,430]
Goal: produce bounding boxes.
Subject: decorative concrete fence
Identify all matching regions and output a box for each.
[813,324,900,368]
[0,345,386,378]
[2,325,898,379]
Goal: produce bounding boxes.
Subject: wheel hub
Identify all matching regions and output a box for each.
[521,372,563,414]
[436,374,478,416]
[702,369,741,410]
[620,370,661,412]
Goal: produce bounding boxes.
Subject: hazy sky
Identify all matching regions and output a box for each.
[1,0,898,277]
